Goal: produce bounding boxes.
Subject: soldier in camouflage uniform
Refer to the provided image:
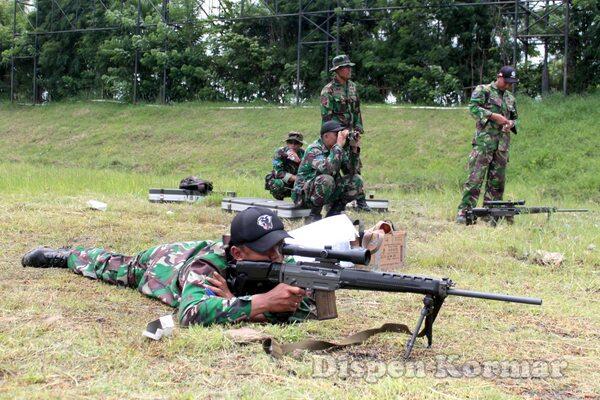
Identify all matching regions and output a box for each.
[457,66,519,224]
[321,54,371,212]
[21,207,314,326]
[292,120,365,222]
[265,132,306,200]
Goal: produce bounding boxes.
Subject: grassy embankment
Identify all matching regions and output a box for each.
[0,95,598,399]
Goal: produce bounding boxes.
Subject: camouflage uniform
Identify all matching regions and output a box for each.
[458,82,518,212]
[265,146,305,200]
[320,79,364,135]
[66,241,313,326]
[291,138,364,208]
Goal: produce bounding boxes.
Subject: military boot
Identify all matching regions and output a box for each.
[325,201,346,218]
[355,197,372,212]
[21,247,70,268]
[306,206,323,223]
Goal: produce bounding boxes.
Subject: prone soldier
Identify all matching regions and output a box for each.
[265,132,305,200]
[21,207,314,326]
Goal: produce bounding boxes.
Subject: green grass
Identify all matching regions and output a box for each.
[0,96,599,399]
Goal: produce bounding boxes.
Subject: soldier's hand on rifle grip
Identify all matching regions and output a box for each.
[250,283,306,317]
[337,130,349,147]
[502,120,515,133]
[490,113,510,126]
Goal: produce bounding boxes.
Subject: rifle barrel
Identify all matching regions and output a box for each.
[448,288,542,305]
[555,209,588,212]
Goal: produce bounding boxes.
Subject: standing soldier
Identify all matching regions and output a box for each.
[265,132,306,200]
[320,54,371,212]
[456,66,519,224]
[292,120,365,222]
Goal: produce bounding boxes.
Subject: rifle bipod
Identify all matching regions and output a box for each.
[404,294,444,359]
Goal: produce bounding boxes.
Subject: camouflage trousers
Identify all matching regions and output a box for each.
[458,146,508,212]
[297,174,364,208]
[266,177,293,200]
[66,245,186,308]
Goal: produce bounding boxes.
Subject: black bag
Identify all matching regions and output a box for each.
[264,172,274,190]
[179,176,213,194]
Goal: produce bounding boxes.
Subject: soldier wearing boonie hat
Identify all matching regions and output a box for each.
[265,131,306,200]
[320,54,371,212]
[456,66,520,224]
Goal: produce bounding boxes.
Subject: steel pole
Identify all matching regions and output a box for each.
[295,0,302,105]
[563,0,569,95]
[335,1,340,54]
[513,0,518,66]
[133,0,142,104]
[161,0,169,104]
[33,0,39,103]
[10,0,17,103]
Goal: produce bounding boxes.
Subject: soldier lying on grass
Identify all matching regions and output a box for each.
[21,207,314,326]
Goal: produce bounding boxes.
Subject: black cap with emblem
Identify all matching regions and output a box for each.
[229,207,291,253]
[499,66,519,83]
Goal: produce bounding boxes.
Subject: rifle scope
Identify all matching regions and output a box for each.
[282,244,371,266]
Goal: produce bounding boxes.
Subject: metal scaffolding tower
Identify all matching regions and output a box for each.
[8,0,570,104]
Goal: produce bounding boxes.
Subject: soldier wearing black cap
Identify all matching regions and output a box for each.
[21,207,314,326]
[292,120,366,222]
[265,131,306,200]
[456,66,520,224]
[320,54,371,212]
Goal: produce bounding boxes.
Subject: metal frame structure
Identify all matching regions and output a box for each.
[8,0,570,104]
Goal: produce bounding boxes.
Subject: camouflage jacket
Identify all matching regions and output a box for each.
[469,82,518,151]
[293,138,361,199]
[320,78,364,133]
[270,146,306,184]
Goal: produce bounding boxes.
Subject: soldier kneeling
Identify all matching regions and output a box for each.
[265,132,305,200]
[292,121,365,223]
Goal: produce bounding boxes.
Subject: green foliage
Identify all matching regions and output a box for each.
[0,0,598,103]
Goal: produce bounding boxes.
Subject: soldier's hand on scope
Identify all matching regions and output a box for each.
[251,283,306,316]
[337,129,349,147]
[289,174,296,183]
[490,113,510,126]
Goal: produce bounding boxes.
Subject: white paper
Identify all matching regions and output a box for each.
[87,199,108,211]
[286,215,358,266]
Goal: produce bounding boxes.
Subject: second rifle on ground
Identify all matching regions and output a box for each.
[465,200,588,226]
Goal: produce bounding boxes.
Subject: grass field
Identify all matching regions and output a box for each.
[0,95,599,399]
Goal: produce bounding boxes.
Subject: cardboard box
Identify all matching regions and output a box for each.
[367,230,407,271]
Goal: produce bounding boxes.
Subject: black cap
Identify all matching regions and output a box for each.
[320,120,346,136]
[229,207,291,253]
[499,66,519,83]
